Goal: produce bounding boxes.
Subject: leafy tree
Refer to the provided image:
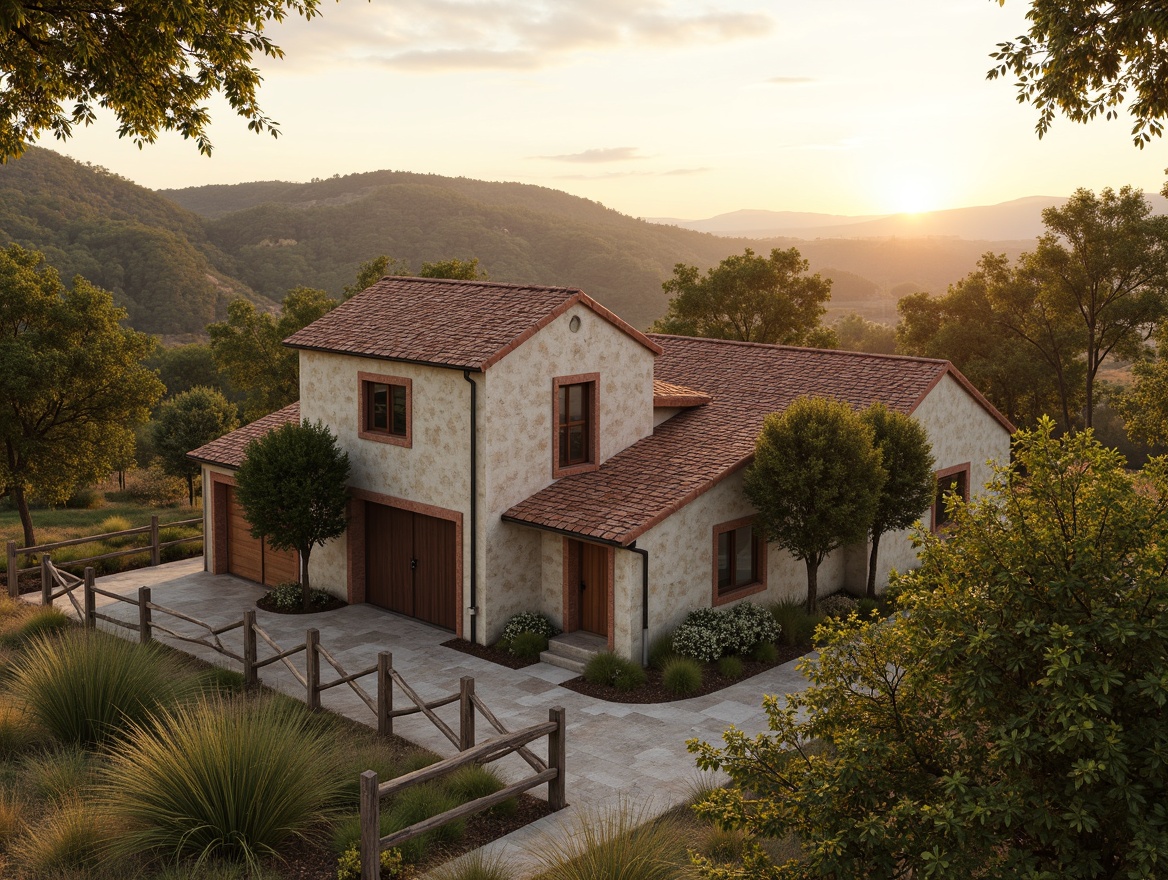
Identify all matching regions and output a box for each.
[859,403,935,599]
[743,397,884,613]
[832,313,896,354]
[1030,186,1168,428]
[691,420,1168,879]
[208,286,336,421]
[652,247,832,346]
[0,245,163,547]
[988,1,1168,146]
[418,257,487,280]
[0,0,324,161]
[147,343,230,400]
[342,255,409,299]
[233,420,349,610]
[152,387,239,505]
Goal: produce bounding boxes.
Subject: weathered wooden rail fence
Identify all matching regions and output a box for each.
[30,557,567,880]
[5,514,203,597]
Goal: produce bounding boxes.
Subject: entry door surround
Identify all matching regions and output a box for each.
[346,488,463,637]
[563,537,615,649]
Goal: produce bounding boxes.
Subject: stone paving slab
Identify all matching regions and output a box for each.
[65,558,811,875]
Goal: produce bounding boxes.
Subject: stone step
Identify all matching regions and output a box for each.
[543,636,603,665]
[539,650,586,674]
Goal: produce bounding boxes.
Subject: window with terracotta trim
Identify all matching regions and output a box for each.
[712,517,767,604]
[932,464,970,532]
[552,374,599,477]
[357,372,412,447]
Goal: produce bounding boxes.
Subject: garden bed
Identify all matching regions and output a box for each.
[560,644,806,704]
[441,637,540,669]
[256,587,348,615]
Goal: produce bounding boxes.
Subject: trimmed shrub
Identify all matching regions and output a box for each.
[499,611,559,643]
[647,630,679,670]
[661,657,703,696]
[11,629,197,747]
[530,802,687,880]
[583,651,623,685]
[671,619,722,663]
[819,593,859,618]
[508,630,548,660]
[337,843,403,879]
[672,602,778,662]
[11,797,114,875]
[101,695,346,866]
[66,485,105,510]
[722,601,780,652]
[749,640,779,663]
[717,655,745,679]
[614,662,647,692]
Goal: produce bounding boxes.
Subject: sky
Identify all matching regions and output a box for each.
[45,0,1168,219]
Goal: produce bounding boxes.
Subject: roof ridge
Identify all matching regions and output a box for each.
[649,332,950,367]
[377,275,584,295]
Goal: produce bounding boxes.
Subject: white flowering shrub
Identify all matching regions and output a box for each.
[500,612,559,644]
[672,602,780,662]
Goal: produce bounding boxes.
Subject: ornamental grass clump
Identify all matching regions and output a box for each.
[0,605,72,647]
[101,695,346,867]
[11,629,197,747]
[583,651,624,685]
[508,630,548,660]
[21,745,96,804]
[442,763,515,817]
[11,797,115,876]
[768,598,822,647]
[717,655,745,680]
[383,784,465,862]
[428,848,515,880]
[0,698,39,758]
[661,657,703,696]
[531,801,687,880]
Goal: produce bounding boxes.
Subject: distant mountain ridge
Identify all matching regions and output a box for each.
[0,148,1070,337]
[650,194,1168,241]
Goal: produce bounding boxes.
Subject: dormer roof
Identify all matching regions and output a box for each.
[652,379,711,408]
[283,276,662,371]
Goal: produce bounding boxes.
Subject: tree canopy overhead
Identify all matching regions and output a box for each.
[692,420,1168,879]
[989,1,1168,146]
[0,0,325,162]
[652,247,834,346]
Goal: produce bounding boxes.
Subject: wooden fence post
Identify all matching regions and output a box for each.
[40,554,52,605]
[138,586,152,644]
[360,770,380,880]
[6,541,16,598]
[150,515,160,567]
[306,628,321,711]
[243,610,258,688]
[377,652,392,738]
[548,706,566,811]
[459,676,475,751]
[83,568,96,629]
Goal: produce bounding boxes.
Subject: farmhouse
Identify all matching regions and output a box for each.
[189,277,1012,662]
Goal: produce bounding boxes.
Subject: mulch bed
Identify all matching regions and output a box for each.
[560,643,808,704]
[256,592,348,614]
[441,637,540,669]
[259,793,552,879]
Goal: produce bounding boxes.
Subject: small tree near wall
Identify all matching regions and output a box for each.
[860,403,936,598]
[234,420,350,611]
[744,397,884,614]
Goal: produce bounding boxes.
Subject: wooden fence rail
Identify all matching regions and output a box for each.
[6,515,203,597]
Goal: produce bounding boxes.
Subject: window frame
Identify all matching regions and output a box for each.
[711,516,768,605]
[551,373,600,478]
[357,371,413,447]
[931,462,971,532]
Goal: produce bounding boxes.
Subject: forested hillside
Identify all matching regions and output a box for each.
[0,148,267,335]
[0,149,1039,337]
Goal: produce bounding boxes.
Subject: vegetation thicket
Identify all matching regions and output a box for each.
[233,420,350,610]
[0,244,164,549]
[691,421,1168,879]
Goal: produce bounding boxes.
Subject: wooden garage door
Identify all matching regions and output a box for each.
[366,502,457,630]
[225,486,299,587]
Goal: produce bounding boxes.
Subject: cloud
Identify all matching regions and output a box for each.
[273,0,775,72]
[766,76,815,85]
[538,147,649,163]
[555,166,710,179]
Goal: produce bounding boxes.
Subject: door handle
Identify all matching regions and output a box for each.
[411,558,418,571]
[579,580,586,591]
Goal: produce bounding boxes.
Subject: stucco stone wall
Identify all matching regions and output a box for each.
[479,304,655,642]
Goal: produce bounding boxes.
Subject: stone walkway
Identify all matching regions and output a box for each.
[67,558,811,874]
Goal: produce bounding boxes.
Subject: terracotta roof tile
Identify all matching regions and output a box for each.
[503,336,970,545]
[187,403,300,469]
[283,276,660,370]
[652,379,711,408]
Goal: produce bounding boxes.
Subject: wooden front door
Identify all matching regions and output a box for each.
[575,540,609,637]
[365,502,457,631]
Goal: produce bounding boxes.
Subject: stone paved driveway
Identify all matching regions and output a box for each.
[70,558,810,872]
